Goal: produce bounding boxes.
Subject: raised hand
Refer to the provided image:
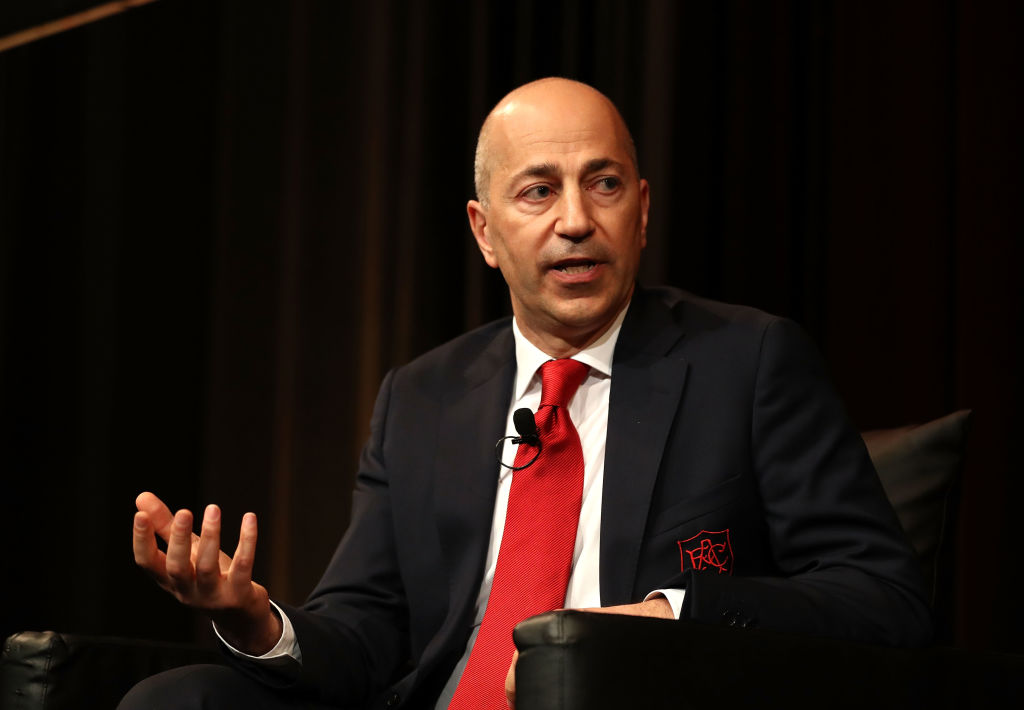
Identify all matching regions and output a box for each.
[132,491,281,654]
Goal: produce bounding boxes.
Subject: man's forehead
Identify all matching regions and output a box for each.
[495,96,620,141]
[508,129,616,157]
[491,116,630,177]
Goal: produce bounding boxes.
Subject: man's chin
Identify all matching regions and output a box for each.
[547,298,625,338]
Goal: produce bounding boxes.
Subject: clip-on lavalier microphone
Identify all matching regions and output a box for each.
[494,407,542,470]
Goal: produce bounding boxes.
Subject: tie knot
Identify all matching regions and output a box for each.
[539,359,590,409]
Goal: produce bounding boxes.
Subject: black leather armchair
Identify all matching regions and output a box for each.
[513,609,1024,709]
[0,632,219,710]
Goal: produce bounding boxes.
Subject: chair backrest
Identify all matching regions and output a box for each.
[862,409,972,638]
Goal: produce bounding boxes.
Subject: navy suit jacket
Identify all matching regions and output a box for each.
[244,286,930,709]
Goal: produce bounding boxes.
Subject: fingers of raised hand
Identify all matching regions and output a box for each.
[195,504,223,594]
[132,511,167,580]
[164,509,197,590]
[227,513,258,588]
[135,492,176,541]
[134,500,261,615]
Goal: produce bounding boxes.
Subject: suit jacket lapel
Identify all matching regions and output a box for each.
[600,288,688,604]
[432,324,516,625]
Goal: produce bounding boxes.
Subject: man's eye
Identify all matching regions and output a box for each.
[521,185,553,200]
[592,177,621,192]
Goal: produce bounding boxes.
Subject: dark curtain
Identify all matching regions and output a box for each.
[1,0,1020,652]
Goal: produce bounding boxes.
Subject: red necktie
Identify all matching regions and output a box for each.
[449,358,590,709]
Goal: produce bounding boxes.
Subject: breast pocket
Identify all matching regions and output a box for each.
[646,475,745,537]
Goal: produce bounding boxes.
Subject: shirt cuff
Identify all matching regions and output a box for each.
[213,600,303,664]
[645,588,686,619]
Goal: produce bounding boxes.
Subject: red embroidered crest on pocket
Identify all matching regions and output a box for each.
[678,529,733,575]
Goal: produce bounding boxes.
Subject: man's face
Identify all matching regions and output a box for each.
[468,85,649,353]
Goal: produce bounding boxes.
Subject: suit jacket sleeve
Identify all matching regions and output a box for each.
[678,317,931,646]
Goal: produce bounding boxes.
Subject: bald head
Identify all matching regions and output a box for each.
[474,78,639,205]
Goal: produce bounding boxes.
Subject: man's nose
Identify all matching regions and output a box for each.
[555,187,595,241]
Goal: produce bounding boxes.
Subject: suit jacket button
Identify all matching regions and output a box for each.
[385,692,401,707]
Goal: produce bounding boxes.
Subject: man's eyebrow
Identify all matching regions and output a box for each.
[508,162,561,184]
[581,158,626,175]
[507,158,628,187]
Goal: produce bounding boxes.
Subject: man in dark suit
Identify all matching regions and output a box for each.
[122,78,929,710]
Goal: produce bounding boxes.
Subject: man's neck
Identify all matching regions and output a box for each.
[514,301,632,359]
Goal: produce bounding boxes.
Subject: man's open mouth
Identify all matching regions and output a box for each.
[555,261,597,274]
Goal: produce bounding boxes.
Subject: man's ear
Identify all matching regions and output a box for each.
[467,200,500,269]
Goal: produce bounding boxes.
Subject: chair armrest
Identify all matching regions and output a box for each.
[513,611,1024,709]
[1,631,221,710]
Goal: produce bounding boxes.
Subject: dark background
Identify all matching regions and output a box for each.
[1,0,1020,652]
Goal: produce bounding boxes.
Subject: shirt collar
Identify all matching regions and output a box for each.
[511,301,631,401]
